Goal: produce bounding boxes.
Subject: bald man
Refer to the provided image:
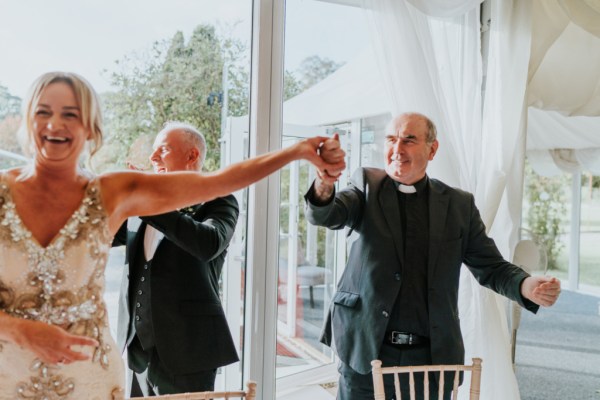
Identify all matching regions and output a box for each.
[114,122,239,396]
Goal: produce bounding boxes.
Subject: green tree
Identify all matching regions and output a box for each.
[524,162,568,270]
[0,84,21,120]
[279,56,343,266]
[99,24,249,172]
[0,84,24,169]
[0,115,25,169]
[581,173,600,199]
[297,55,342,91]
[99,29,343,173]
[283,56,343,101]
[284,70,302,101]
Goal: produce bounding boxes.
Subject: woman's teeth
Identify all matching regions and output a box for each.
[45,136,69,143]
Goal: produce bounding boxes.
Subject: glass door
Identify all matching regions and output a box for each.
[1,0,253,392]
[274,0,388,395]
[275,126,350,379]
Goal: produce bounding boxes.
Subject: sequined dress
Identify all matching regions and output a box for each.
[0,176,124,400]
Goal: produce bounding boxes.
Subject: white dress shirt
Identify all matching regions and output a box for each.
[143,225,164,262]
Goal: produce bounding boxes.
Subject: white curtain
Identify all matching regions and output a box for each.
[362,0,533,398]
[528,1,600,116]
[528,148,600,176]
[478,0,533,253]
[405,0,482,18]
[550,149,581,174]
[575,148,600,175]
[361,0,481,190]
[527,150,564,177]
[557,0,600,39]
[527,108,600,150]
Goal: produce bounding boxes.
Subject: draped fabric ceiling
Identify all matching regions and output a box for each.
[286,0,600,176]
[527,0,600,175]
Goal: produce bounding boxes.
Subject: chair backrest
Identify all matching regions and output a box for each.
[371,358,482,400]
[510,238,547,365]
[131,381,257,400]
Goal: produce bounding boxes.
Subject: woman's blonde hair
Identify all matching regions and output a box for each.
[19,71,103,158]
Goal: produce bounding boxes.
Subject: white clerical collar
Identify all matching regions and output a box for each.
[398,184,416,194]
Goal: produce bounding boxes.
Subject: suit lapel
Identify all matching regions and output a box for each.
[130,221,147,267]
[130,204,202,264]
[427,180,449,282]
[379,177,405,266]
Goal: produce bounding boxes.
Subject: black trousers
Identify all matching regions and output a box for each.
[128,336,217,397]
[336,343,452,400]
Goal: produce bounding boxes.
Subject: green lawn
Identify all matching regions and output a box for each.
[552,247,600,286]
[546,188,600,286]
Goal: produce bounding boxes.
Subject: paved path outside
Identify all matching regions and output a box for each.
[515,288,600,400]
[104,248,600,399]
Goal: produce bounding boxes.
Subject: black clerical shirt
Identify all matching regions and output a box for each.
[388,175,430,337]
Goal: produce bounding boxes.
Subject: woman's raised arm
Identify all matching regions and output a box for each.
[102,136,346,234]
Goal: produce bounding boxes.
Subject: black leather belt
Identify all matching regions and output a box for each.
[386,331,429,346]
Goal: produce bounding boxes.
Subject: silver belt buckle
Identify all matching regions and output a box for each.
[390,331,403,345]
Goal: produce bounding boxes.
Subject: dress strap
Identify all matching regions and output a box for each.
[83,176,110,222]
[0,170,9,196]
[0,172,9,216]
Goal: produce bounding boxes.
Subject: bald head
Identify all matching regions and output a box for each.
[386,112,437,144]
[150,122,207,173]
[383,112,439,184]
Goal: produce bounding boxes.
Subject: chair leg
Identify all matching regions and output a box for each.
[309,286,315,308]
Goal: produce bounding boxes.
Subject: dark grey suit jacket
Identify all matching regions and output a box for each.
[113,195,240,375]
[305,167,537,375]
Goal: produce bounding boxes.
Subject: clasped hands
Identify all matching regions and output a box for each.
[316,133,346,184]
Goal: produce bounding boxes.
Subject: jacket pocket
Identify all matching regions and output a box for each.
[179,301,225,316]
[332,291,360,308]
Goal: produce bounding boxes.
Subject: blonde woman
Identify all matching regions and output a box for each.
[0,72,345,399]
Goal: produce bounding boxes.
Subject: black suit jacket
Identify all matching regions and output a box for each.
[113,195,240,375]
[305,168,537,375]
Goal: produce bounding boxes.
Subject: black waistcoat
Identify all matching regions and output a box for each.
[127,236,156,351]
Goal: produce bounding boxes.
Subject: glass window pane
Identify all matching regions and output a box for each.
[277,0,379,384]
[1,1,252,391]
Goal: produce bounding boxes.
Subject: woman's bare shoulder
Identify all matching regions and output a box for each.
[1,167,28,184]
